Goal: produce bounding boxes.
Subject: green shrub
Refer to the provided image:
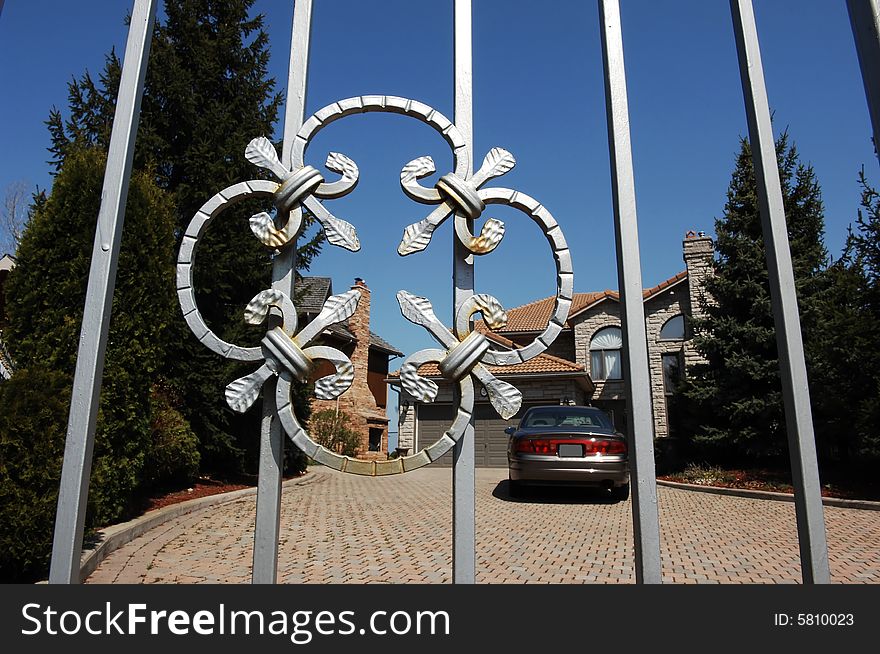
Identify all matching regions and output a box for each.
[5,148,177,526]
[309,409,361,457]
[143,385,200,491]
[0,367,70,582]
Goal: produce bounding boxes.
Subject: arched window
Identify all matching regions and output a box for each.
[590,326,622,380]
[659,314,685,340]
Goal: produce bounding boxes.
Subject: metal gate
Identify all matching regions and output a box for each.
[46,0,880,585]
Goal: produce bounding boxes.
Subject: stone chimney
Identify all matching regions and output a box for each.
[682,231,714,367]
[683,230,714,321]
[347,277,373,399]
[309,277,389,459]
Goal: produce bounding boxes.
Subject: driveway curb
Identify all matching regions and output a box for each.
[656,479,880,511]
[77,471,323,582]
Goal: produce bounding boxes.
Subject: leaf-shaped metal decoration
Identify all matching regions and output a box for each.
[398,202,452,256]
[301,345,355,400]
[245,136,288,181]
[474,368,522,420]
[244,289,285,325]
[325,152,358,182]
[397,291,439,329]
[396,290,456,349]
[302,195,360,252]
[296,289,361,346]
[399,360,439,403]
[243,288,297,334]
[455,293,508,339]
[401,156,435,184]
[250,209,302,249]
[471,147,516,187]
[400,156,442,204]
[225,364,274,413]
[313,359,354,400]
[463,216,505,255]
[316,152,361,199]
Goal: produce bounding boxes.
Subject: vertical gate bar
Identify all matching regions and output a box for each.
[452,0,476,585]
[598,0,663,584]
[847,0,880,163]
[252,377,284,583]
[252,0,313,585]
[730,0,830,584]
[48,0,158,584]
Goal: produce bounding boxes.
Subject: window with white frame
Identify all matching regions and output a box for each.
[589,326,622,380]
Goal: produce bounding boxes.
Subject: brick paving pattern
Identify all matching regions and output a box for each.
[86,467,880,584]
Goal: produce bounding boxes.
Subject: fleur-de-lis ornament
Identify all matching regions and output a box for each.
[244,136,361,252]
[225,287,361,413]
[398,146,517,256]
[396,290,522,420]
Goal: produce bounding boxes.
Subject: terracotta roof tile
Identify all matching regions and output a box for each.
[478,270,688,334]
[388,330,584,378]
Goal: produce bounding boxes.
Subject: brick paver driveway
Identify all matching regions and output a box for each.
[86,467,879,584]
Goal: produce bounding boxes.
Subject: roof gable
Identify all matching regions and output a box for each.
[296,276,332,313]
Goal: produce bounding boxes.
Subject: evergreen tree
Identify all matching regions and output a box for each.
[4,148,176,525]
[810,169,880,465]
[680,132,828,463]
[47,0,320,472]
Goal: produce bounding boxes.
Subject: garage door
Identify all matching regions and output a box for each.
[415,402,542,467]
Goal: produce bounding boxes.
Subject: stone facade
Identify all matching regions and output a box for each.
[568,232,712,438]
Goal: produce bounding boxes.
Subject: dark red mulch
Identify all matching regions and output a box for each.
[658,468,880,501]
[144,472,306,512]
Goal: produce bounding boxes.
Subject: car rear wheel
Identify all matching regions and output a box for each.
[611,483,630,502]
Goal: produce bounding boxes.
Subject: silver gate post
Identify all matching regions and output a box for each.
[598,0,663,584]
[252,0,313,585]
[452,0,476,584]
[48,0,158,584]
[730,0,830,584]
[847,0,880,163]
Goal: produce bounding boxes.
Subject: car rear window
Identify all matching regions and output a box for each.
[522,407,613,429]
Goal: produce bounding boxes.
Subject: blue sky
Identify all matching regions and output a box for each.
[0,1,876,444]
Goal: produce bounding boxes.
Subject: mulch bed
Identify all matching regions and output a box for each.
[658,468,880,501]
[144,478,252,511]
[144,472,306,511]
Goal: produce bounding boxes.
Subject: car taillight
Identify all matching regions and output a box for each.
[514,439,556,454]
[514,437,627,455]
[591,439,627,455]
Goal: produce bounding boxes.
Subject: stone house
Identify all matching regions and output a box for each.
[389,232,713,466]
[301,276,402,460]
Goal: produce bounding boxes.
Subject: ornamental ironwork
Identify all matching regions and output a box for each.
[176,96,574,476]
